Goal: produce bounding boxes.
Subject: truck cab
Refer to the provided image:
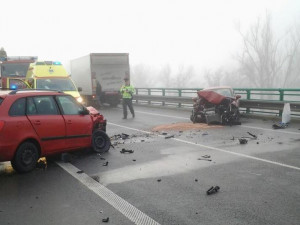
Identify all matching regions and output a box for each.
[25,61,83,103]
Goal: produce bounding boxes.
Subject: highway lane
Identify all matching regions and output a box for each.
[0,105,300,225]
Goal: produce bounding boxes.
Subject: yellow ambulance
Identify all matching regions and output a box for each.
[25,61,83,103]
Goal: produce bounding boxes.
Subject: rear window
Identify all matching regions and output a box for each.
[0,98,3,105]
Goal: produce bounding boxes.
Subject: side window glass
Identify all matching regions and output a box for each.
[26,97,37,115]
[57,96,83,115]
[33,96,59,115]
[9,98,26,116]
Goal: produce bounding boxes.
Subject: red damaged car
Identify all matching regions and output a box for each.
[190,86,241,125]
[0,90,110,173]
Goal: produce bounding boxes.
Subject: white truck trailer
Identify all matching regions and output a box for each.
[70,53,130,106]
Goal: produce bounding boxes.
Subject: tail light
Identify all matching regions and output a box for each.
[0,121,5,132]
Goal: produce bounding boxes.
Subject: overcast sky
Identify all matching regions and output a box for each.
[1,0,299,72]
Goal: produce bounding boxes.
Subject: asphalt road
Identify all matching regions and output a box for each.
[1,105,300,225]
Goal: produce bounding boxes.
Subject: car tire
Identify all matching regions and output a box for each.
[11,142,39,173]
[92,130,111,153]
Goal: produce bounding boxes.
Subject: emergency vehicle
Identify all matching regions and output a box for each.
[25,61,83,103]
[0,56,37,89]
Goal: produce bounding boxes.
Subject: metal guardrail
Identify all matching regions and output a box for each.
[134,88,300,117]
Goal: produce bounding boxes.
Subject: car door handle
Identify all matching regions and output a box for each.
[67,120,72,124]
[34,120,41,125]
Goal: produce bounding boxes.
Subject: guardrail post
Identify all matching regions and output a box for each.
[246,90,251,113]
[178,89,182,108]
[135,89,138,104]
[162,89,165,106]
[279,89,284,117]
[148,88,151,105]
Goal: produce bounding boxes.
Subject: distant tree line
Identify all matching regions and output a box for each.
[131,13,300,89]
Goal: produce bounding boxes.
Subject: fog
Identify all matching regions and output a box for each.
[1,0,300,88]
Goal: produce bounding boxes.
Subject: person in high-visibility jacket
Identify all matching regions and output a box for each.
[120,77,135,119]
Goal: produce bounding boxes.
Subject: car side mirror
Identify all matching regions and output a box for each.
[79,108,90,115]
[78,87,82,92]
[236,95,241,99]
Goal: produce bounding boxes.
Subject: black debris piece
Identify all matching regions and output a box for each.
[277,142,283,144]
[0,210,2,213]
[102,217,109,223]
[195,179,198,182]
[157,179,162,182]
[76,170,84,174]
[110,144,115,149]
[201,155,211,158]
[179,131,183,133]
[165,135,175,139]
[132,159,136,162]
[100,157,106,160]
[141,140,145,142]
[197,158,212,161]
[257,142,259,144]
[120,148,134,154]
[162,132,168,135]
[206,186,220,195]
[103,162,109,166]
[239,138,248,144]
[247,132,257,139]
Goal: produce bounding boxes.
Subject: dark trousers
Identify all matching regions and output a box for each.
[122,98,134,118]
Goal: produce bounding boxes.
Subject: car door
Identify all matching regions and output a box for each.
[56,95,93,149]
[26,96,66,154]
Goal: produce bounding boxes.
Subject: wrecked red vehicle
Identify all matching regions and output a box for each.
[190,87,241,125]
[0,90,110,173]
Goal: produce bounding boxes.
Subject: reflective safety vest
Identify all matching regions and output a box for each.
[120,85,135,99]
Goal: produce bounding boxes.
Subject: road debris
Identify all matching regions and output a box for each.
[272,122,288,129]
[201,155,211,158]
[132,159,136,162]
[239,138,248,144]
[247,132,257,139]
[161,132,168,135]
[230,136,235,140]
[165,135,175,139]
[202,132,208,136]
[120,148,134,154]
[157,179,162,182]
[206,186,220,195]
[102,217,109,223]
[195,179,198,182]
[103,162,109,166]
[76,170,84,174]
[197,158,212,161]
[36,160,47,170]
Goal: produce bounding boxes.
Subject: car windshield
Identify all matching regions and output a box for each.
[36,78,77,91]
[211,88,233,97]
[0,63,30,77]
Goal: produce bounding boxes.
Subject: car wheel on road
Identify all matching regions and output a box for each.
[92,130,111,153]
[11,142,39,173]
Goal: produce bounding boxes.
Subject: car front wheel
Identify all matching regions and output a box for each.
[11,142,39,173]
[92,130,111,153]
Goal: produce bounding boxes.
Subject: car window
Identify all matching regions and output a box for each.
[213,89,233,97]
[30,96,59,115]
[0,98,3,105]
[9,98,26,116]
[57,95,84,115]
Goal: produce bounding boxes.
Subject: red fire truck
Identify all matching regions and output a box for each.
[0,56,37,89]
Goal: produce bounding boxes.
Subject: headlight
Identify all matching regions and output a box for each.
[77,97,83,103]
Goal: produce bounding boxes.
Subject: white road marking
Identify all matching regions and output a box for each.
[108,122,300,171]
[133,110,300,135]
[56,162,161,225]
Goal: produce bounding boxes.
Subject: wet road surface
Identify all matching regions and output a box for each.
[1,105,300,225]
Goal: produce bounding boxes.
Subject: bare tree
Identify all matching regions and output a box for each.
[160,64,172,87]
[0,47,7,60]
[174,65,195,88]
[236,12,300,88]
